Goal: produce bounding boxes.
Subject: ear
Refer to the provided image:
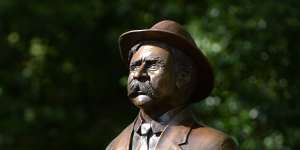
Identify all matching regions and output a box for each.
[176,71,192,90]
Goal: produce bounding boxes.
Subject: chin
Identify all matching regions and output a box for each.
[131,95,153,108]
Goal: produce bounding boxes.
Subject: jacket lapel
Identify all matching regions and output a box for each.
[110,123,133,150]
[155,109,194,150]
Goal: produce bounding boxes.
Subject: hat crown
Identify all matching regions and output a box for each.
[150,20,197,47]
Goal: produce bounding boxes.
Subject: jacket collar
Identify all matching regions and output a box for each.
[155,107,195,150]
[108,122,133,150]
[109,106,198,150]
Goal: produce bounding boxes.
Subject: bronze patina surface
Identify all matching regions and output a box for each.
[106,20,237,150]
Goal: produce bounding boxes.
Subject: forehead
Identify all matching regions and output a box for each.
[130,44,171,63]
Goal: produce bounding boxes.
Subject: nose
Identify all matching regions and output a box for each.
[133,62,149,81]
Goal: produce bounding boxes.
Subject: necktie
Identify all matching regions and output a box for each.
[140,123,151,150]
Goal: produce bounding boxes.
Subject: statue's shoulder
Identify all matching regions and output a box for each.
[187,125,238,150]
[105,123,133,150]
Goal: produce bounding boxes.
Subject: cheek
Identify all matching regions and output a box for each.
[148,71,162,86]
[128,73,133,82]
[150,71,174,92]
[127,74,134,88]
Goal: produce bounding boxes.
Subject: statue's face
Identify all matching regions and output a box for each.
[127,44,178,113]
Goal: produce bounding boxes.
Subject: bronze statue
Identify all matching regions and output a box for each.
[106,20,237,150]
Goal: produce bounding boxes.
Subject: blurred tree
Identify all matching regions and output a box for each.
[0,0,299,149]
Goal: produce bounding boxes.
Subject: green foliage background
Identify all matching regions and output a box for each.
[0,0,299,149]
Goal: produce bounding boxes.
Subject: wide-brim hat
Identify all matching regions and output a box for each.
[119,20,214,102]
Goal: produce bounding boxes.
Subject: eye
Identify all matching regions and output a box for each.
[147,64,159,71]
[130,65,139,71]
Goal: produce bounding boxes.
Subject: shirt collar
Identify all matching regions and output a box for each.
[133,107,183,134]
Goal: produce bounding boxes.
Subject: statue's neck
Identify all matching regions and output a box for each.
[140,106,184,123]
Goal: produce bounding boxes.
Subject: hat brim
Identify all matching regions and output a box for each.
[119,29,214,102]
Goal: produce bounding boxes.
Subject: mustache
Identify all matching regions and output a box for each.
[128,79,155,98]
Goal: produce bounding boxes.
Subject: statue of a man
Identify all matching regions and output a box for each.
[106,20,237,150]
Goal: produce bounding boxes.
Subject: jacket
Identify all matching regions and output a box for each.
[106,108,237,150]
